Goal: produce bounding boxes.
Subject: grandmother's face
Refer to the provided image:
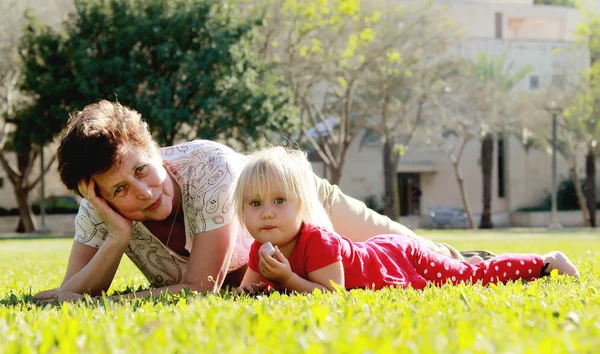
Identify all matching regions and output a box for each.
[92,146,175,222]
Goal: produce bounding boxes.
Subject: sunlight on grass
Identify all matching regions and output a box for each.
[1,229,599,353]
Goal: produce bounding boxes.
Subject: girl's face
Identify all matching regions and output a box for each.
[91,146,176,222]
[242,187,303,248]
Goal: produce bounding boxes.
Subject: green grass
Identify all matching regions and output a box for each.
[1,229,599,353]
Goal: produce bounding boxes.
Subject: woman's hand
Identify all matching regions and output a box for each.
[34,288,85,303]
[78,178,132,244]
[258,246,293,286]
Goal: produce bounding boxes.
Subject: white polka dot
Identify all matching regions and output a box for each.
[528,269,532,274]
[516,270,520,275]
[424,269,428,274]
[459,269,463,274]
[445,265,449,270]
[533,260,537,265]
[437,272,442,278]
[520,260,525,265]
[507,262,512,267]
[495,266,499,271]
[503,272,507,277]
[430,262,435,267]
[451,276,456,281]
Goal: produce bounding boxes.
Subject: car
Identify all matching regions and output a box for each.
[428,206,468,229]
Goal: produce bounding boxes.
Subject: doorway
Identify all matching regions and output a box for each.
[398,173,421,216]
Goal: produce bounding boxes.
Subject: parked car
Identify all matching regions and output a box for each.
[428,206,468,229]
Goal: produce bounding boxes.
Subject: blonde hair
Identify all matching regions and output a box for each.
[234,146,332,230]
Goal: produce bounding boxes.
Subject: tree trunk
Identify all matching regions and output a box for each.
[451,137,477,229]
[479,133,494,229]
[382,138,398,220]
[572,157,591,227]
[586,145,596,227]
[328,166,342,186]
[15,184,37,233]
[452,161,476,230]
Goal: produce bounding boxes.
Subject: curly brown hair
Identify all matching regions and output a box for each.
[57,100,159,196]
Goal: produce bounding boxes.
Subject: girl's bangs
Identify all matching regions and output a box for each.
[242,162,296,200]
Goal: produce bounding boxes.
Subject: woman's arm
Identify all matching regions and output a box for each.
[116,219,239,299]
[34,237,129,300]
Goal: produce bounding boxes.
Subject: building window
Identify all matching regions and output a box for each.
[495,13,503,39]
[530,76,539,90]
[498,137,505,198]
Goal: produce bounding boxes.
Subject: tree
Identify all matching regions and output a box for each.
[533,0,576,6]
[517,89,594,226]
[356,1,462,219]
[0,1,59,233]
[12,0,295,232]
[473,53,532,229]
[572,4,600,226]
[18,0,296,148]
[246,0,398,184]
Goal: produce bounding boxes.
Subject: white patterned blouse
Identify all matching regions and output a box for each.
[73,140,254,287]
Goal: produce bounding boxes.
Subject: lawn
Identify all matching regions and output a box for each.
[1,229,599,353]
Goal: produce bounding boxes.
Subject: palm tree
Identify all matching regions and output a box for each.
[472,53,532,229]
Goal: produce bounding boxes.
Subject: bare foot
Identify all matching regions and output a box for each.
[467,256,484,264]
[542,251,580,278]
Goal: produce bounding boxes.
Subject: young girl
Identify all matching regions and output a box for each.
[234,147,580,294]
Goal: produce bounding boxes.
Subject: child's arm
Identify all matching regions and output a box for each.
[260,248,344,292]
[237,267,266,294]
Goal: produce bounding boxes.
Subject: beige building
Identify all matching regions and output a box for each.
[0,0,596,230]
[314,0,594,227]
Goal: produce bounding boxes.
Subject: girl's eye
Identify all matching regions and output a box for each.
[250,200,261,207]
[135,165,147,173]
[275,198,285,204]
[114,186,124,196]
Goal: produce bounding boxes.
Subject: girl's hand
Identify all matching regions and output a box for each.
[258,246,293,285]
[236,282,268,295]
[78,178,132,244]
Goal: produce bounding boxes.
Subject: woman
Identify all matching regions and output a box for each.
[34,100,482,301]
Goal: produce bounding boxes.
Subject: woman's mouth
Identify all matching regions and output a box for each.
[145,195,162,211]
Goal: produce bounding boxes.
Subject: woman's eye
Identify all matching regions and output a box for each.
[114,186,124,196]
[135,165,147,173]
[250,200,261,207]
[275,198,285,204]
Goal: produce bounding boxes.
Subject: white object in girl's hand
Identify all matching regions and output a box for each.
[260,242,276,257]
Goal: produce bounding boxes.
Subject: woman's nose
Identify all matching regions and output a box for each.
[133,180,153,199]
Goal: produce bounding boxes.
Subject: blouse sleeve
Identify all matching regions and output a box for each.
[73,199,110,249]
[177,143,247,234]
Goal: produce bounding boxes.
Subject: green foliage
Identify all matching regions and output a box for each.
[533,0,576,7]
[16,0,296,147]
[518,175,600,211]
[1,232,599,352]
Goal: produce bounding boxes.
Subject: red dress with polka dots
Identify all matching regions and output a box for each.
[248,223,546,290]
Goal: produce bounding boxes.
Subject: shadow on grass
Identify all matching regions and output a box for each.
[0,234,72,241]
